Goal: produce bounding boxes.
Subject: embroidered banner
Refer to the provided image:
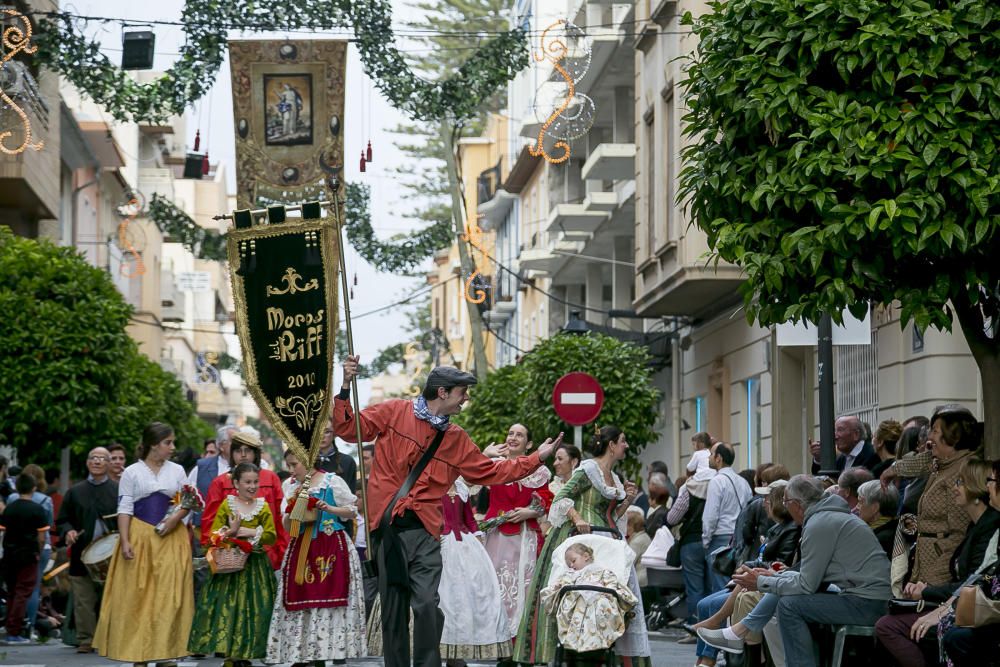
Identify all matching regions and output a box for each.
[227,214,339,463]
[229,40,346,208]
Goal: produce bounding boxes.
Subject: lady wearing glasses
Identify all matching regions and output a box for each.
[875,458,999,666]
[938,461,1000,666]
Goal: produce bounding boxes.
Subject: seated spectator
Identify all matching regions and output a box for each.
[648,460,678,502]
[871,419,902,479]
[697,475,890,667]
[837,466,873,515]
[644,472,672,538]
[856,479,899,557]
[753,462,775,489]
[739,465,791,559]
[876,458,1000,667]
[883,405,981,588]
[691,482,801,667]
[626,507,651,588]
[942,625,1000,667]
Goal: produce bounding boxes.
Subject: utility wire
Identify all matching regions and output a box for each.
[351,274,458,320]
[30,10,693,37]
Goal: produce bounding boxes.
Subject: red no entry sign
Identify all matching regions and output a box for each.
[552,372,605,426]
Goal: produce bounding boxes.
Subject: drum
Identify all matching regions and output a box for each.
[81,533,120,584]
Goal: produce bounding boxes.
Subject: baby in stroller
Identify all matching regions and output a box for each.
[541,541,638,657]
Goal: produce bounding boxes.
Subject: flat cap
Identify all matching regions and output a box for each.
[424,366,478,393]
[231,430,262,450]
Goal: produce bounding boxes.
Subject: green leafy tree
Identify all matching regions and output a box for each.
[680,0,1000,455]
[0,227,211,468]
[0,226,132,463]
[456,333,661,478]
[107,352,214,460]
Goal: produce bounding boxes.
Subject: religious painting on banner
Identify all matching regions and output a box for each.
[229,40,346,207]
[227,209,340,466]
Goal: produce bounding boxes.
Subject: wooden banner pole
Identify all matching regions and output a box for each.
[327,178,371,557]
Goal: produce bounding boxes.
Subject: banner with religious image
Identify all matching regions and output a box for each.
[229,40,346,207]
[227,212,339,463]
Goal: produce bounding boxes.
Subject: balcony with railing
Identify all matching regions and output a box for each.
[477,158,518,230]
[0,60,58,225]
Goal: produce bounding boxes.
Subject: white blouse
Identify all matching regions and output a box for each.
[117,460,188,516]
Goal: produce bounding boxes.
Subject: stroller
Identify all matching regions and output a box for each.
[545,526,639,667]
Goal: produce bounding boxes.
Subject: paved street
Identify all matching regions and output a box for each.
[0,629,696,667]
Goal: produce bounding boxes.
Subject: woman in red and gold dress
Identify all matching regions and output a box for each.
[482,423,554,640]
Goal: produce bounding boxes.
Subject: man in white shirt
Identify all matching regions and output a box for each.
[686,431,713,474]
[701,442,753,593]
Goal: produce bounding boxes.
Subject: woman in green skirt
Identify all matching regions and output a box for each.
[513,426,651,667]
[188,463,277,666]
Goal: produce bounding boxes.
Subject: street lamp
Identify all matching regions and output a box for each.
[562,310,589,335]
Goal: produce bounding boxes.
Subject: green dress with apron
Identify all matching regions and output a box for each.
[513,459,651,667]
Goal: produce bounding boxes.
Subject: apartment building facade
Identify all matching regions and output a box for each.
[1,22,253,434]
[631,0,982,475]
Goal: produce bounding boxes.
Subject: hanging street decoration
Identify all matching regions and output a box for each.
[343,182,453,273]
[225,201,339,468]
[148,194,228,262]
[195,351,222,385]
[462,213,491,306]
[116,197,146,277]
[33,0,530,124]
[147,181,445,272]
[1,8,44,155]
[229,40,346,208]
[529,19,596,165]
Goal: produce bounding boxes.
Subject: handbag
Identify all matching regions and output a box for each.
[712,544,748,578]
[666,541,682,568]
[955,575,1000,627]
[369,428,447,584]
[888,598,938,615]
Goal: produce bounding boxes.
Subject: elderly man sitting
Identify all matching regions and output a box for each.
[697,475,891,667]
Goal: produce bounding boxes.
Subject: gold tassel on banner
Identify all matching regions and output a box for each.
[289,475,319,584]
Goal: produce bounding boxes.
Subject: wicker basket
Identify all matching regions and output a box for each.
[209,546,248,574]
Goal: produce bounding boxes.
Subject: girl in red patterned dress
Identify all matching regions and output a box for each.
[482,424,554,640]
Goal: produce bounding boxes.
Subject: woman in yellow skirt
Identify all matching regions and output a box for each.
[94,422,201,666]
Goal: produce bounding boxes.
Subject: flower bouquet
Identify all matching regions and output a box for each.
[155,484,205,536]
[477,492,546,532]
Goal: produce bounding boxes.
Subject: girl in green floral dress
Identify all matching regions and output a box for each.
[513,426,651,667]
[188,463,277,665]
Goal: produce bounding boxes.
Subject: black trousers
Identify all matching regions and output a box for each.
[943,626,1000,667]
[375,528,444,667]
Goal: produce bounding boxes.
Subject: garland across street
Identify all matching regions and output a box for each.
[33,0,529,123]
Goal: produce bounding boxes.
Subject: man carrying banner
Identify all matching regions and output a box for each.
[333,356,562,667]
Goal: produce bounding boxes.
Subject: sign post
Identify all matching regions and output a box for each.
[552,372,605,447]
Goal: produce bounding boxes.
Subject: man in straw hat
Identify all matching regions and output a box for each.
[334,356,563,667]
[201,430,288,569]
